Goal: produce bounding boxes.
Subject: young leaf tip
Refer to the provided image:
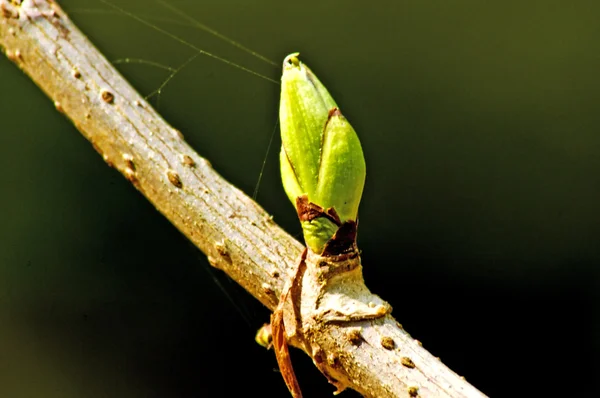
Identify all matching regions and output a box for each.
[283,52,301,68]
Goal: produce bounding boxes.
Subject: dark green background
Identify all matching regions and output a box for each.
[1,0,598,396]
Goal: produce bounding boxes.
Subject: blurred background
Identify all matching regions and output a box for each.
[1,0,599,396]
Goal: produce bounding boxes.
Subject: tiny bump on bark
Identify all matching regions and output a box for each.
[346,328,363,346]
[122,154,135,172]
[1,3,18,19]
[313,347,325,364]
[167,169,183,188]
[214,241,232,264]
[401,357,416,369]
[173,128,184,139]
[408,386,419,397]
[181,154,195,167]
[380,336,395,350]
[261,283,274,296]
[100,89,114,104]
[103,154,113,168]
[124,168,137,184]
[327,353,340,367]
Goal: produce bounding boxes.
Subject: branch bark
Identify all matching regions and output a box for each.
[0,1,488,397]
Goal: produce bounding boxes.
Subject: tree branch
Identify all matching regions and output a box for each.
[0,1,487,397]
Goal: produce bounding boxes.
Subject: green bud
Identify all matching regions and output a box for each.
[255,323,273,350]
[279,53,366,254]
